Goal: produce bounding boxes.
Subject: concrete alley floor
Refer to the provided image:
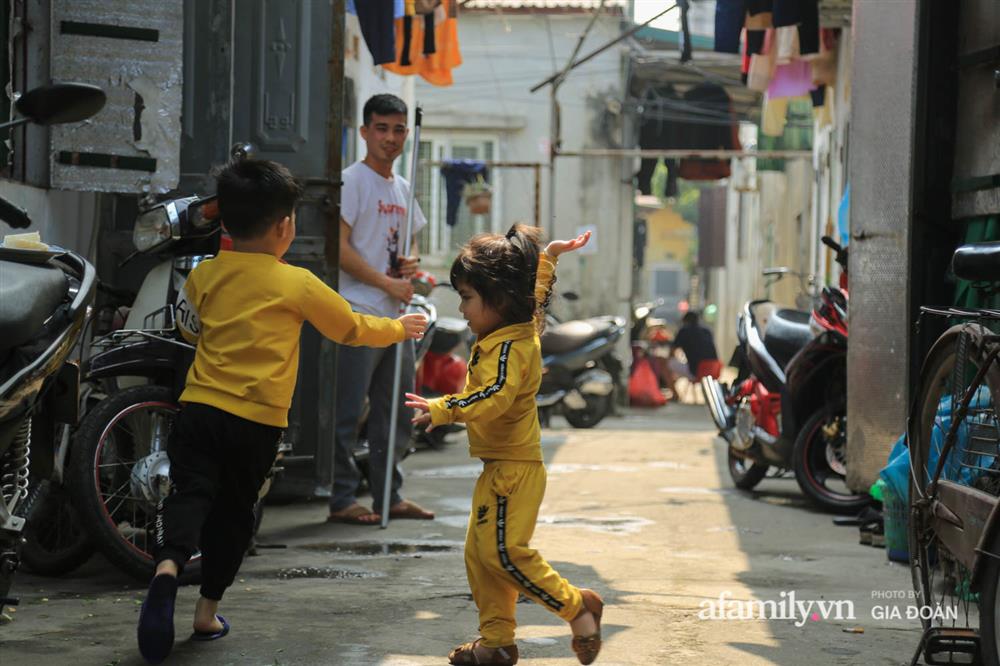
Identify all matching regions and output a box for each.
[1,405,923,666]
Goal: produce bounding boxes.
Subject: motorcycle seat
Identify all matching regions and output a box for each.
[541,318,617,356]
[952,242,1000,283]
[0,260,68,352]
[429,316,468,354]
[761,308,812,370]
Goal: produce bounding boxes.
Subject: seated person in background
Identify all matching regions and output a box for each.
[666,311,719,400]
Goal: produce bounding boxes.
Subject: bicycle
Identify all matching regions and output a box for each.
[908,241,1000,665]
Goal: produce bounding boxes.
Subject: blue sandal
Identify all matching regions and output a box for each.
[191,614,230,641]
[137,574,178,664]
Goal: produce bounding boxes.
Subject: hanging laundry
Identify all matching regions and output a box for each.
[811,28,838,86]
[767,59,815,98]
[761,94,788,137]
[772,0,801,27]
[353,0,397,65]
[747,29,775,92]
[774,25,799,64]
[746,0,773,15]
[384,0,462,86]
[677,82,740,181]
[745,9,773,29]
[441,160,489,227]
[714,0,746,54]
[635,86,683,196]
[798,0,820,55]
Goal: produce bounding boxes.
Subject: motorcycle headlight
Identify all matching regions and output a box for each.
[133,206,172,251]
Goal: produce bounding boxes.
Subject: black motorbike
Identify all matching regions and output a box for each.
[701,237,867,513]
[0,82,107,610]
[65,192,222,582]
[537,308,626,429]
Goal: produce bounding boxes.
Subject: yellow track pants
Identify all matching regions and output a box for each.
[466,460,583,647]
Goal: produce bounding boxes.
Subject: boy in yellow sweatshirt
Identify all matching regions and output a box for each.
[407,225,603,666]
[137,160,426,665]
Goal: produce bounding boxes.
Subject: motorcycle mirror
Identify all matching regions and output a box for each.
[230,142,257,161]
[13,83,106,127]
[562,291,579,301]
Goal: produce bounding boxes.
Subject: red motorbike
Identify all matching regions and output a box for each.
[702,237,867,513]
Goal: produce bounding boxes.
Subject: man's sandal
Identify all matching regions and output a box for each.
[448,638,519,665]
[571,589,604,665]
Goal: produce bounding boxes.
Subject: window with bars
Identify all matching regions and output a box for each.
[414,134,499,263]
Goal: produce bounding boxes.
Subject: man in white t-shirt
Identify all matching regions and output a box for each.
[328,94,435,525]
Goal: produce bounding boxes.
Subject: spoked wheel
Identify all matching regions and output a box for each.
[20,480,95,576]
[69,385,200,583]
[727,447,769,490]
[791,407,869,513]
[909,325,1000,665]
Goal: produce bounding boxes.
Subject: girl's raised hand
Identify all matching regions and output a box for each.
[545,230,592,258]
[405,392,434,431]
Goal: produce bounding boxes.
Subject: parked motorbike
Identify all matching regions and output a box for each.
[62,192,221,581]
[537,306,626,429]
[701,236,867,513]
[0,82,107,610]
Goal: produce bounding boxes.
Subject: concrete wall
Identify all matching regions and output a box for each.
[0,183,100,261]
[414,11,632,325]
[706,159,813,363]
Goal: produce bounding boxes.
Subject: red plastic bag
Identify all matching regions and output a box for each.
[630,356,667,407]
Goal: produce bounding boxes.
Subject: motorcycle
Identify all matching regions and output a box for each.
[0,82,107,609]
[537,302,626,429]
[701,236,867,513]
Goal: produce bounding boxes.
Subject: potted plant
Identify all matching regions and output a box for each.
[463,176,492,215]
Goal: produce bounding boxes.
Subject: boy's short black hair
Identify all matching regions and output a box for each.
[363,94,408,126]
[682,311,699,326]
[215,159,302,240]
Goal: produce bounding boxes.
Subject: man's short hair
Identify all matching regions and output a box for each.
[682,311,699,326]
[215,159,303,240]
[363,94,408,126]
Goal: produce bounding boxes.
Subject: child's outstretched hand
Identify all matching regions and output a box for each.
[398,313,428,339]
[405,392,434,431]
[545,230,592,257]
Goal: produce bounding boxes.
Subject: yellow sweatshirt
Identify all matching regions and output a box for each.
[175,251,405,427]
[427,253,558,461]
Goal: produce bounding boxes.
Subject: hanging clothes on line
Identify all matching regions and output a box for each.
[383,0,462,86]
[714,0,746,54]
[677,82,740,181]
[441,160,489,227]
[351,0,398,65]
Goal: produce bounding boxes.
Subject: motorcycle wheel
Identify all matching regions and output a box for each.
[564,394,610,429]
[69,385,201,583]
[727,448,769,490]
[20,480,94,576]
[791,408,869,513]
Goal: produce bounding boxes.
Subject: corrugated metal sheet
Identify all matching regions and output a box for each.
[49,0,183,194]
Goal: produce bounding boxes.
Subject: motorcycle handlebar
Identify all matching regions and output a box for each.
[821,235,842,253]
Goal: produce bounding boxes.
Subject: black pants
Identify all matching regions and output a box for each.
[155,402,281,601]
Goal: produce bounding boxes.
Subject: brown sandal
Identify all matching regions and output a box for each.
[571,589,604,665]
[448,638,519,665]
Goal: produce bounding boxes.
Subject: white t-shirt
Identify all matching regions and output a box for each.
[339,161,427,317]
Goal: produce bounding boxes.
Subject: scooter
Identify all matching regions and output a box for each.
[537,311,626,429]
[701,236,867,513]
[0,82,106,610]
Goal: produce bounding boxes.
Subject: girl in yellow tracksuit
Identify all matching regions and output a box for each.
[407,225,603,666]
